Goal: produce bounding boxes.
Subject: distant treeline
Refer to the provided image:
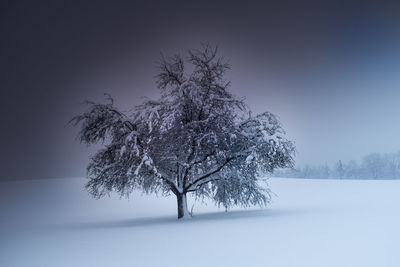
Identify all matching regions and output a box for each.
[274,151,400,179]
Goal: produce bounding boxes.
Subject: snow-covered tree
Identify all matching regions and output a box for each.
[335,160,345,179]
[71,45,295,218]
[362,153,383,179]
[345,160,359,179]
[385,152,400,179]
[321,163,331,179]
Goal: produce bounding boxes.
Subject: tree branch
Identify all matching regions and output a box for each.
[185,157,234,191]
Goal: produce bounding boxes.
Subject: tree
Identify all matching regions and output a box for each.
[71,45,295,218]
[335,160,345,179]
[321,163,331,179]
[362,153,383,179]
[345,160,359,179]
[386,152,400,179]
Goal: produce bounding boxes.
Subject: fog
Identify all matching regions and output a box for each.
[1,0,400,180]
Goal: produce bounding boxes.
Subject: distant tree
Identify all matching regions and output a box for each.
[276,151,400,180]
[345,160,359,179]
[322,163,331,179]
[71,45,295,218]
[385,152,400,179]
[302,165,311,178]
[362,153,382,179]
[335,160,345,179]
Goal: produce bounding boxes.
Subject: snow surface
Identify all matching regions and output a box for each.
[1,178,399,267]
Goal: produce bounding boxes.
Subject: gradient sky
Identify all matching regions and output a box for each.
[1,0,400,181]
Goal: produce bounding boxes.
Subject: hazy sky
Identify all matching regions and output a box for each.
[1,0,400,181]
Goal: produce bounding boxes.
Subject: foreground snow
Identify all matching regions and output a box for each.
[0,178,399,267]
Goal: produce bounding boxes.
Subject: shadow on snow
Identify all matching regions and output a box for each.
[41,207,314,232]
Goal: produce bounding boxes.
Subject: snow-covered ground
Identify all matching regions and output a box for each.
[1,177,399,267]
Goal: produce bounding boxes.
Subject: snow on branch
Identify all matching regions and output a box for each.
[71,45,295,218]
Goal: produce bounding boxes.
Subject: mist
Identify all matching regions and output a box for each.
[1,0,400,180]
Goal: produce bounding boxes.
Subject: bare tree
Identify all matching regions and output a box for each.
[71,44,295,218]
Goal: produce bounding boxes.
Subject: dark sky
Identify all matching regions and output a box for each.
[1,0,400,181]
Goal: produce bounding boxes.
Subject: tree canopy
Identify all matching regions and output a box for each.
[71,44,295,218]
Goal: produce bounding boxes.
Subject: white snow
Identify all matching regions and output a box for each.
[0,177,399,267]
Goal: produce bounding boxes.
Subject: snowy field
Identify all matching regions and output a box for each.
[1,177,399,267]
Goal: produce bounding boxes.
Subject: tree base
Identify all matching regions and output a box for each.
[177,193,189,219]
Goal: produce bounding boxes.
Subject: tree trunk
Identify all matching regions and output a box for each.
[177,193,189,219]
